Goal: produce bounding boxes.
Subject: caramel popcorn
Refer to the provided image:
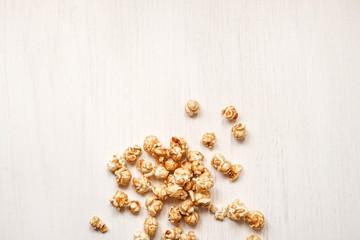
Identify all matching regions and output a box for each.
[164,174,176,185]
[134,230,150,240]
[128,200,141,214]
[201,132,216,149]
[166,183,188,200]
[245,210,265,230]
[162,227,184,240]
[110,190,128,210]
[181,161,193,173]
[191,160,205,176]
[124,145,142,163]
[144,217,158,236]
[222,106,238,121]
[179,200,195,216]
[174,167,191,186]
[152,146,170,163]
[152,184,168,201]
[246,235,261,240]
[154,164,170,179]
[170,137,188,156]
[228,163,242,181]
[189,190,211,208]
[185,99,200,117]
[210,203,228,221]
[227,199,248,221]
[133,176,152,194]
[184,211,199,225]
[180,231,197,240]
[165,158,181,171]
[170,146,183,161]
[89,216,107,233]
[194,174,214,192]
[168,206,182,223]
[107,154,125,173]
[187,150,204,163]
[145,196,163,217]
[136,159,154,178]
[211,153,225,169]
[232,122,246,140]
[115,167,132,186]
[143,135,161,153]
[183,180,195,192]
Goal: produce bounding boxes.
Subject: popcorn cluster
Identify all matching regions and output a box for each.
[211,153,242,181]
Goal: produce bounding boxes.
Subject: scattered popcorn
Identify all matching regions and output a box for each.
[107,154,125,173]
[123,145,142,163]
[185,99,200,117]
[110,190,128,210]
[128,200,141,214]
[187,150,204,162]
[189,190,211,208]
[201,132,216,149]
[180,231,197,240]
[168,206,182,224]
[227,199,248,221]
[134,230,150,240]
[222,106,238,121]
[144,217,158,236]
[210,203,229,221]
[133,176,152,194]
[152,184,168,201]
[89,216,107,233]
[179,200,195,216]
[143,135,161,153]
[145,196,163,217]
[246,235,261,240]
[232,122,246,140]
[154,164,170,179]
[174,167,191,186]
[184,211,199,225]
[136,159,155,178]
[115,167,132,186]
[245,210,265,230]
[228,163,242,181]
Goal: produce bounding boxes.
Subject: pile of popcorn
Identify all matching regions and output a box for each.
[89,100,264,240]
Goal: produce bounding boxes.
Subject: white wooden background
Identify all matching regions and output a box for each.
[1,0,360,239]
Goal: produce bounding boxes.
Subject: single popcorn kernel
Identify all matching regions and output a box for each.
[134,230,150,240]
[191,160,205,176]
[185,99,200,117]
[168,206,182,224]
[179,200,195,216]
[128,200,141,214]
[166,183,188,200]
[194,174,214,192]
[110,190,128,210]
[107,154,125,173]
[123,145,142,163]
[152,184,168,201]
[170,146,183,161]
[152,146,170,163]
[162,227,184,240]
[227,199,248,221]
[183,180,195,192]
[170,137,188,156]
[211,153,225,169]
[164,158,181,171]
[133,176,152,194]
[89,216,108,233]
[189,190,211,208]
[232,122,246,140]
[210,203,229,221]
[180,231,197,240]
[136,159,155,178]
[245,210,265,230]
[222,106,238,121]
[246,235,261,240]
[115,167,132,186]
[145,196,163,216]
[187,150,204,163]
[164,174,176,185]
[144,217,158,236]
[174,167,191,186]
[184,211,199,225]
[154,164,170,179]
[202,132,216,149]
[143,135,161,153]
[228,163,242,181]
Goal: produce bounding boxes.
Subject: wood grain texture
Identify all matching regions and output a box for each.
[1,0,360,239]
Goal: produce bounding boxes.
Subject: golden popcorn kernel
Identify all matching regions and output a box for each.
[201,132,216,149]
[89,216,107,233]
[185,99,200,117]
[222,106,238,121]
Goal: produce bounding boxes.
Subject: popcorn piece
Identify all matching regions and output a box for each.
[152,146,170,163]
[246,235,261,240]
[152,184,168,201]
[174,167,191,186]
[154,165,170,179]
[168,206,182,224]
[115,167,132,186]
[124,145,142,163]
[183,180,195,192]
[210,203,229,221]
[184,211,199,225]
[134,230,150,240]
[228,163,242,181]
[185,99,200,117]
[164,158,181,171]
[189,190,211,208]
[170,146,183,161]
[166,183,188,200]
[227,199,248,221]
[187,150,204,163]
[143,135,161,153]
[245,210,265,230]
[144,217,158,236]
[128,200,141,214]
[222,106,238,121]
[211,153,231,174]
[162,227,184,240]
[145,196,163,216]
[136,159,155,178]
[170,137,188,160]
[89,216,108,233]
[107,154,125,173]
[193,174,214,192]
[201,132,216,149]
[180,231,197,240]
[110,190,128,210]
[232,122,246,140]
[164,174,176,185]
[133,176,152,194]
[179,200,195,216]
[191,160,205,176]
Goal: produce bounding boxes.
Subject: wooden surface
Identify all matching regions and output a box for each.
[1,0,360,239]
